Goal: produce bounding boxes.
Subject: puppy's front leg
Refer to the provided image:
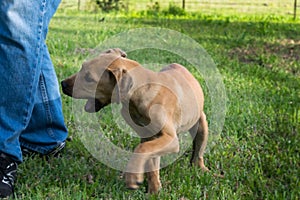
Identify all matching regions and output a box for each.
[146,157,161,194]
[125,127,179,191]
[125,153,147,190]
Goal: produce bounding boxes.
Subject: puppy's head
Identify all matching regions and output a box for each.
[61,48,127,113]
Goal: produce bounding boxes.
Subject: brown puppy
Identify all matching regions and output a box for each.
[61,48,209,193]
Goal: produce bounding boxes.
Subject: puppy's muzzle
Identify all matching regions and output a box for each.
[61,80,105,113]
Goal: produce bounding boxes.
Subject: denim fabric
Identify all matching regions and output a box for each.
[0,0,68,162]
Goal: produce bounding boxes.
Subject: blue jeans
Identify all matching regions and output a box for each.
[0,0,68,163]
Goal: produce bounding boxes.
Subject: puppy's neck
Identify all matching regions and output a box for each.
[122,58,140,70]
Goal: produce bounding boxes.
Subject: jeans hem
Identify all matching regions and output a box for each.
[20,140,66,155]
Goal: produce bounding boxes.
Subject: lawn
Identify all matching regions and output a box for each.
[14,3,300,200]
[62,0,298,15]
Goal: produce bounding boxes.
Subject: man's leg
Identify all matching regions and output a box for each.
[0,0,67,197]
[19,42,68,155]
[0,0,44,163]
[0,0,67,162]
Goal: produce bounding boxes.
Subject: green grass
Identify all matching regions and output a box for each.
[13,7,300,200]
[61,0,298,16]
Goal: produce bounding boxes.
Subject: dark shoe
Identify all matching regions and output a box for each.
[46,141,66,157]
[22,141,66,158]
[0,153,17,198]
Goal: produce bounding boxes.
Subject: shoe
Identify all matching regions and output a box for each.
[22,141,66,158]
[46,141,66,157]
[0,153,17,198]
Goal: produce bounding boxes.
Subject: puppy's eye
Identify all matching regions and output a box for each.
[84,73,95,83]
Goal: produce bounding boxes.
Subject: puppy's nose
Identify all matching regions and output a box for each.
[61,80,68,89]
[61,80,73,96]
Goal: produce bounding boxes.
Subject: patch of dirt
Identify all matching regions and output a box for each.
[229,47,260,64]
[229,39,300,75]
[268,39,300,61]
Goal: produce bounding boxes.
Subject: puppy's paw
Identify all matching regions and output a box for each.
[125,172,144,190]
[200,165,210,172]
[199,157,210,172]
[191,158,210,172]
[148,180,161,194]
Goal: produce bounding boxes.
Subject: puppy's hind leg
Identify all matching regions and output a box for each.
[189,111,209,171]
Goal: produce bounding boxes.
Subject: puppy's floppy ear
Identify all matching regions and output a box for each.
[107,67,131,103]
[118,49,127,58]
[108,67,127,83]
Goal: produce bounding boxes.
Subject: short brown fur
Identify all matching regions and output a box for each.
[61,48,209,193]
